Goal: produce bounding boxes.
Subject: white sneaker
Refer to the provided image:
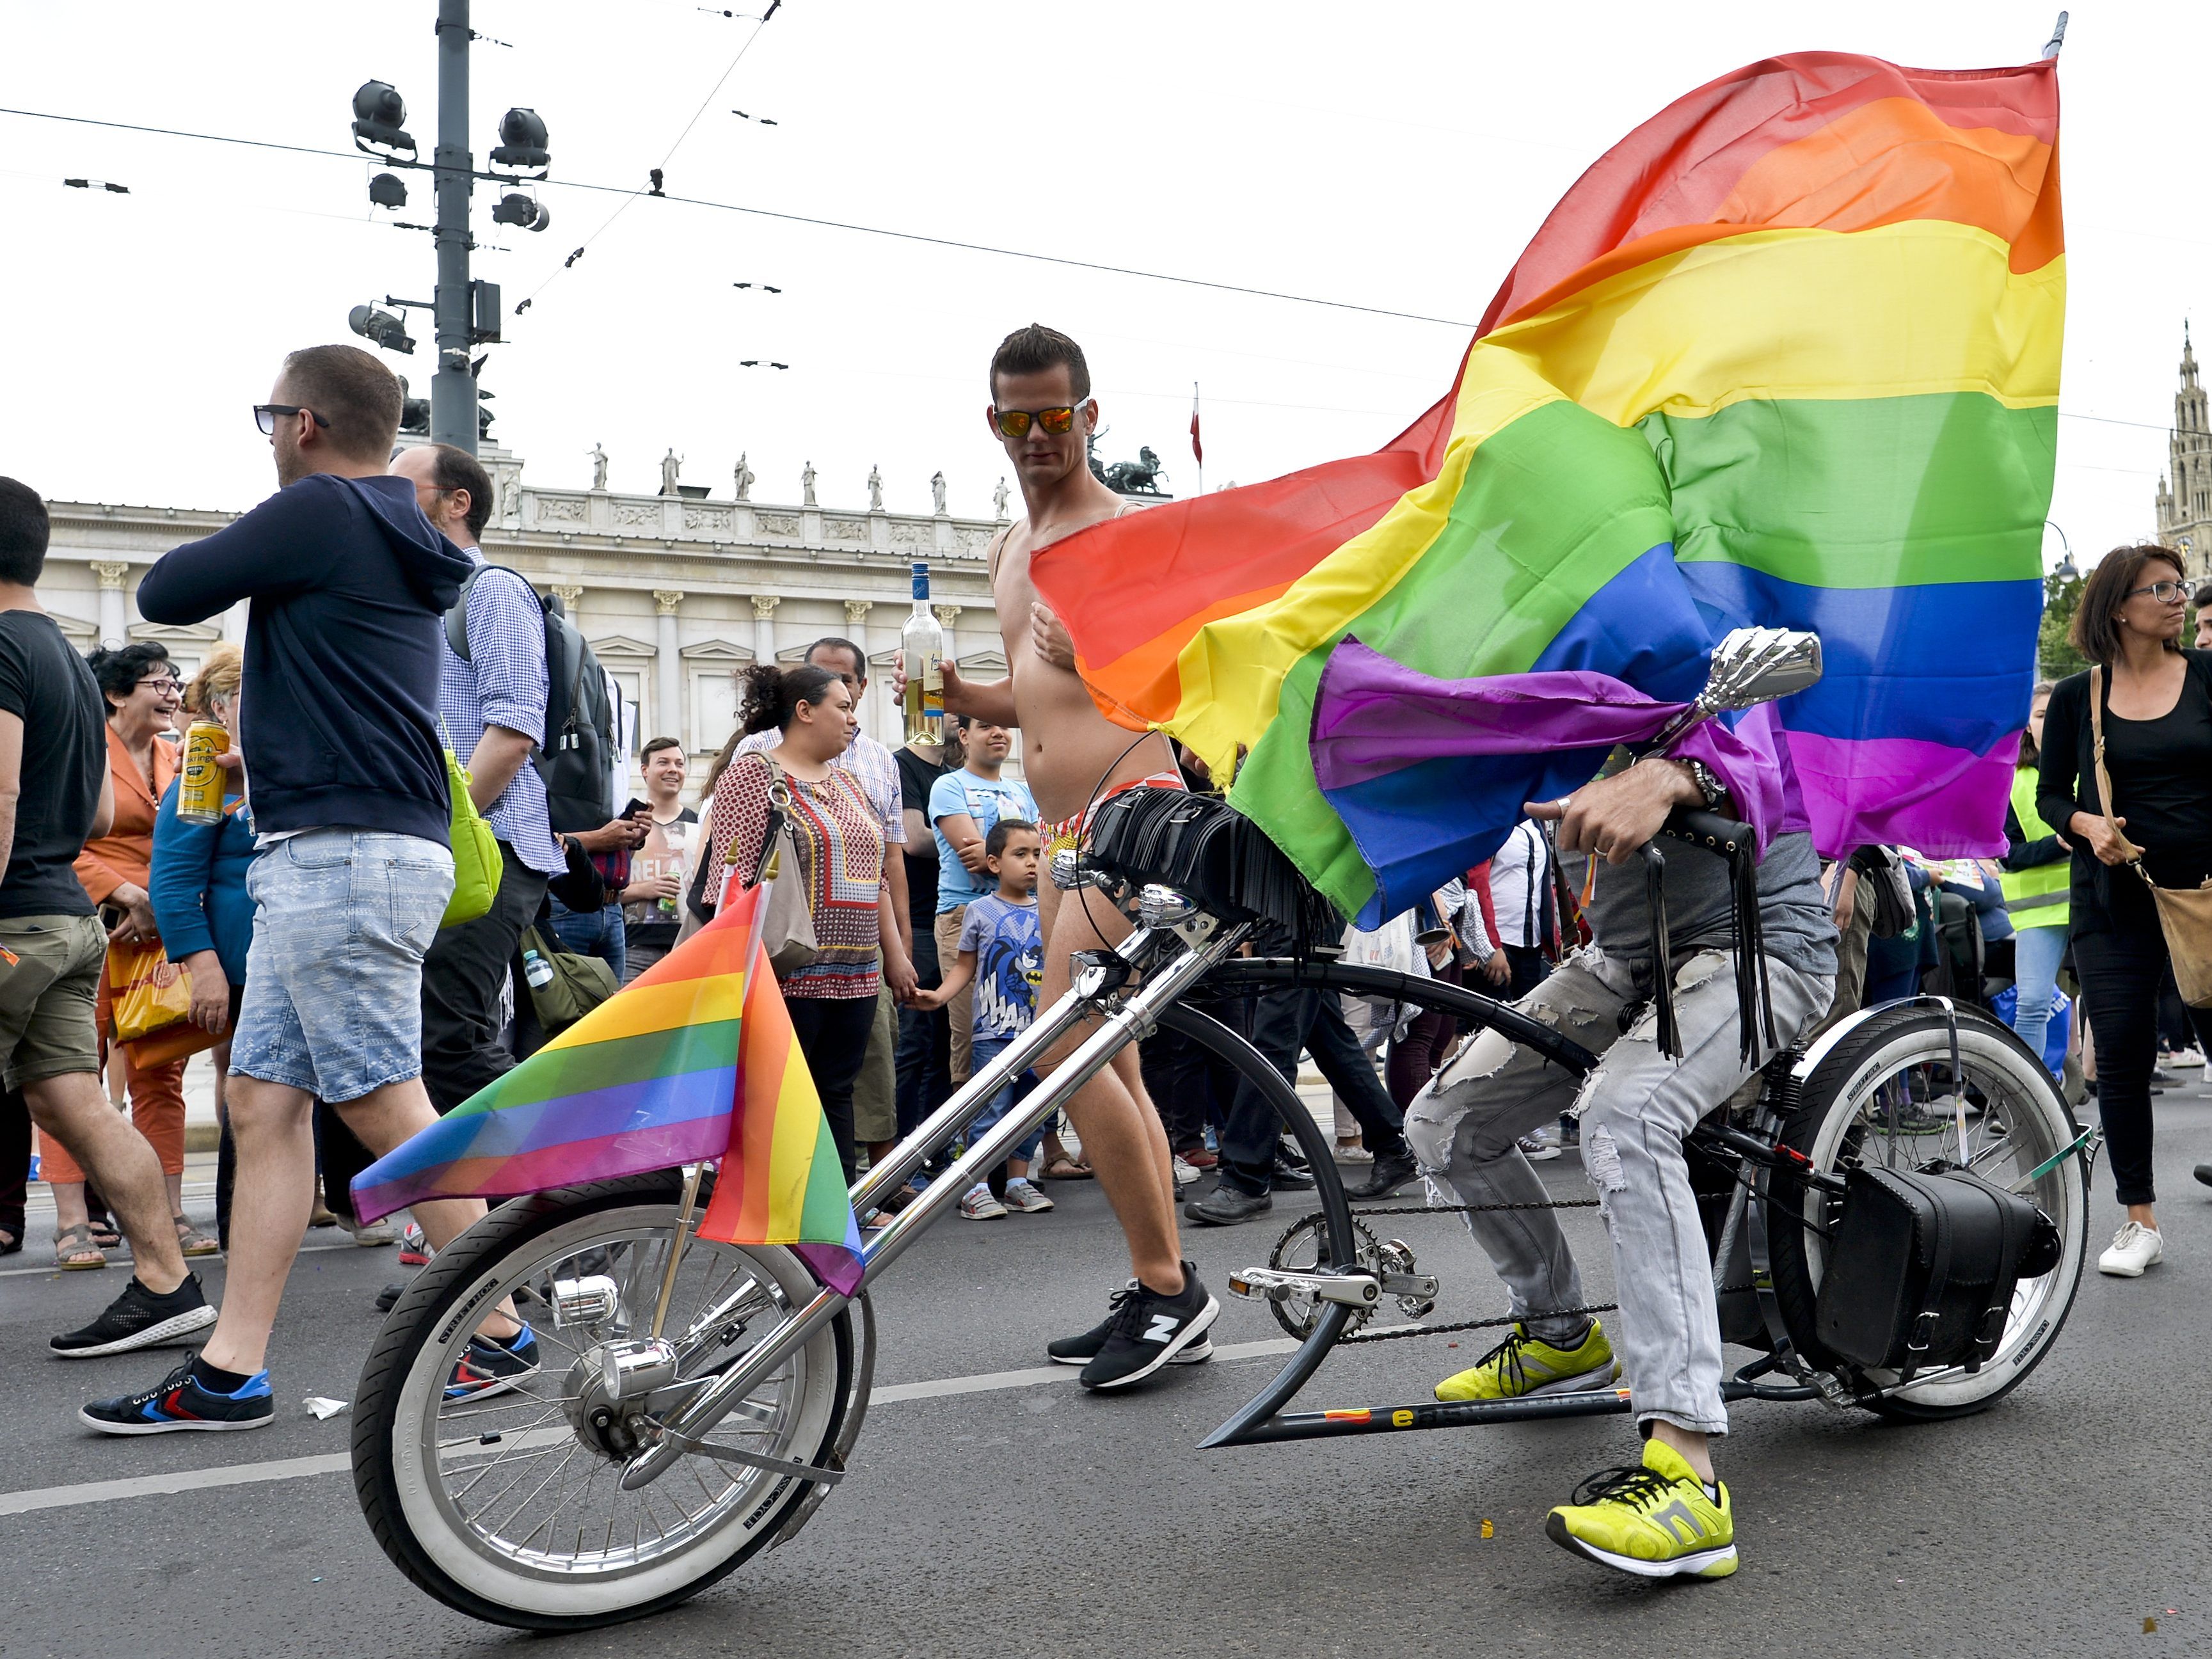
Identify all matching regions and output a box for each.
[2167,1046,2206,1069]
[1001,1178,1054,1213]
[2098,1220,2164,1277]
[959,1184,1008,1220]
[1519,1133,1561,1163]
[1172,1154,1201,1188]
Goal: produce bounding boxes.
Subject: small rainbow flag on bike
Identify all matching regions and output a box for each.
[351,884,864,1294]
[1031,50,2062,925]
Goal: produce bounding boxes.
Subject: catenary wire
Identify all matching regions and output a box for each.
[0,106,1477,329]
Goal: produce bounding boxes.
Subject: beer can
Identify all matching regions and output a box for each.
[179,720,230,825]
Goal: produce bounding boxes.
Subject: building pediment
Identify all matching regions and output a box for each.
[679,637,756,662]
[128,621,224,644]
[588,633,660,660]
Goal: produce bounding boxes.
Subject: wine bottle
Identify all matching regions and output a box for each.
[902,561,946,745]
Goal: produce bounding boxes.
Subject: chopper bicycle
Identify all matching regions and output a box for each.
[350,649,2092,1631]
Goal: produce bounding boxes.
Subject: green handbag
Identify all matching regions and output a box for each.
[441,740,505,929]
[519,925,619,1033]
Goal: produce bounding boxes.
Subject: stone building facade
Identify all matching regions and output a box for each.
[2155,328,2212,578]
[37,448,1013,789]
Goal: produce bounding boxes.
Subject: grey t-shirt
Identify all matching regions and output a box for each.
[1566,828,1837,980]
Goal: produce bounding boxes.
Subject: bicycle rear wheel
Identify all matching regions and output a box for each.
[1765,1003,2088,1420]
[353,1172,851,1631]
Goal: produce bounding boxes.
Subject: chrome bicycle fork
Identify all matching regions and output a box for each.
[616,918,1247,1491]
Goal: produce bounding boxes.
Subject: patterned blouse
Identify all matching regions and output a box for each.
[708,750,883,999]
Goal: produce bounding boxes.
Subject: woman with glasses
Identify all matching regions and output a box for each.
[47,644,215,1266]
[2037,545,2212,1278]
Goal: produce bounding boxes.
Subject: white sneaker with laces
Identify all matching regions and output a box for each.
[2098,1220,2164,1277]
[1172,1154,1201,1188]
[959,1184,1009,1220]
[2167,1046,2206,1069]
[1001,1178,1054,1213]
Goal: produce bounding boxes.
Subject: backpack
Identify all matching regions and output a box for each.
[446,568,616,833]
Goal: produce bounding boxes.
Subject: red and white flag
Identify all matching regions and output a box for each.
[1190,383,1203,467]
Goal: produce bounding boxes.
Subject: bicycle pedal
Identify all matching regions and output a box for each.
[1228,1267,1380,1308]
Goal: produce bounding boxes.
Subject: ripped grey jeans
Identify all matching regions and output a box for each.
[1404,945,1832,1435]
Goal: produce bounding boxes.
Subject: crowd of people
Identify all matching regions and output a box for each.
[3,321,2208,1582]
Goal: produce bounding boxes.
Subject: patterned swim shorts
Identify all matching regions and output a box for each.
[1044,771,1187,880]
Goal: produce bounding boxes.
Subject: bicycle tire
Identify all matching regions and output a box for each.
[351,1172,852,1631]
[1763,1003,2088,1421]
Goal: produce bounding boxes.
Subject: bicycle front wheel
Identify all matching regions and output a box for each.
[1765,1002,2089,1420]
[352,1172,852,1631]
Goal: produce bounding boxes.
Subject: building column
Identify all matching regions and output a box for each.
[935,602,961,666]
[549,582,584,619]
[653,590,684,750]
[845,598,877,736]
[751,594,779,669]
[91,562,131,647]
[221,601,250,645]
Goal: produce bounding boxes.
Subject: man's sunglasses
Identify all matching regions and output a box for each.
[253,404,331,436]
[2128,579,2191,604]
[992,399,1090,439]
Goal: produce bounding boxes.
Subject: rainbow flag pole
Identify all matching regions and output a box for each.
[1033,49,2062,927]
[352,884,864,1294]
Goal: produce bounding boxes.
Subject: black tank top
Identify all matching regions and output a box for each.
[2100,663,2212,887]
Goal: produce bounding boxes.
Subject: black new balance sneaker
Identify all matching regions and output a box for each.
[50,1273,216,1359]
[1047,1273,1214,1367]
[1078,1270,1220,1390]
[81,1358,275,1434]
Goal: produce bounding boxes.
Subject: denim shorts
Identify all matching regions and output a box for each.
[230,829,454,1104]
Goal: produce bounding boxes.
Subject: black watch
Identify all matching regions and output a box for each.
[1684,758,1728,811]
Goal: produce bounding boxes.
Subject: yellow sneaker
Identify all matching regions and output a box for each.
[1432,1320,1618,1403]
[1546,1437,1738,1579]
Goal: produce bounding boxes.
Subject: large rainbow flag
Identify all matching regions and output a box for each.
[353,885,864,1294]
[1032,51,2062,925]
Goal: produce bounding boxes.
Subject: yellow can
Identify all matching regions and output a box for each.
[178,720,230,825]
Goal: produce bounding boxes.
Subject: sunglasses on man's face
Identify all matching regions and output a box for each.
[253,404,331,437]
[992,400,1089,440]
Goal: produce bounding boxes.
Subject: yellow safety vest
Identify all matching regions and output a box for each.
[1998,767,2069,930]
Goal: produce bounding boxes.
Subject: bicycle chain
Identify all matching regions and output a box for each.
[1290,1198,1749,1344]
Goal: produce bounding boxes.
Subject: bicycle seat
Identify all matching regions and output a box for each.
[1081,787,1343,947]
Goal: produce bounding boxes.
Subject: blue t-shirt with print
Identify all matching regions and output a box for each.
[957,893,1043,1040]
[927,768,1038,912]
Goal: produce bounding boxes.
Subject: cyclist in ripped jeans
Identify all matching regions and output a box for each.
[1405,754,1836,1582]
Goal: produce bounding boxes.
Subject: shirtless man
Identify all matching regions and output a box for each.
[941,323,1215,1390]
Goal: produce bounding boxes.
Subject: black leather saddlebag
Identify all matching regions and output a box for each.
[1814,1165,2059,1375]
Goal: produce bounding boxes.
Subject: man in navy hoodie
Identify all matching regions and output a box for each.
[84,345,531,1434]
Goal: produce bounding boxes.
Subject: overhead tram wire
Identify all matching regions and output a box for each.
[517,6,776,309]
[0,106,1477,330]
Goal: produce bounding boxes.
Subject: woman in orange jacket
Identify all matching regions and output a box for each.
[47,643,214,1267]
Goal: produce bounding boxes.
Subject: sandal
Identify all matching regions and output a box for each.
[1038,1155,1095,1180]
[173,1215,221,1257]
[53,1223,108,1270]
[87,1216,122,1250]
[0,1223,22,1257]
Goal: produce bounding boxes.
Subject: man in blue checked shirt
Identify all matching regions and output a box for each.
[394,445,644,1115]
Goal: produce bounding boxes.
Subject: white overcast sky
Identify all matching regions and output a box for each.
[0,1,2199,569]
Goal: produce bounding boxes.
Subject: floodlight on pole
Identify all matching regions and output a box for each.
[351,81,415,155]
[491,190,552,232]
[349,304,417,355]
[490,107,550,175]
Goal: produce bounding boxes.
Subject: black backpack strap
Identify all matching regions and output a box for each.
[444,559,545,665]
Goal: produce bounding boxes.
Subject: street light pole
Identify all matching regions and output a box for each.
[432,0,477,454]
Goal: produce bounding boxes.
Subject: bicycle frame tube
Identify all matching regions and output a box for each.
[619,925,1245,1491]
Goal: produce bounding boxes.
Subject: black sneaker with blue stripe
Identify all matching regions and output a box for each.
[81,1358,274,1435]
[446,1323,540,1401]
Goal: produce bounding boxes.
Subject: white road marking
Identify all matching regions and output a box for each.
[0,1338,1301,1517]
[0,1239,378,1280]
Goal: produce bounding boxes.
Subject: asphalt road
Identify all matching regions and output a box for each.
[5,1082,2211,1659]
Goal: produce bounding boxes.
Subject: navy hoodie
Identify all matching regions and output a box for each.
[138,473,473,846]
